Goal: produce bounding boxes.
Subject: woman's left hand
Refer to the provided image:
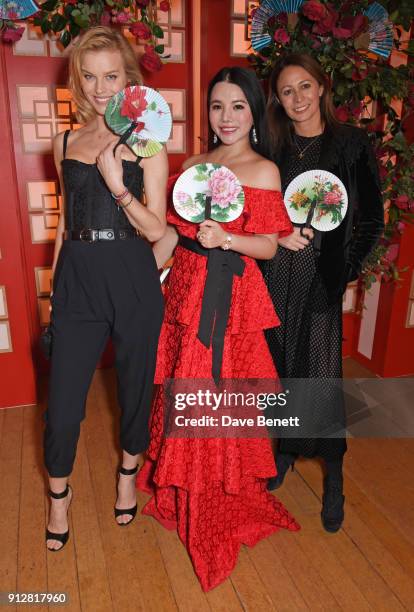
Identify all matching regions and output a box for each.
[96,138,125,196]
[197,219,227,249]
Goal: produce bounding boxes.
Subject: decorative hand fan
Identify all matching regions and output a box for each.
[105,85,172,158]
[251,0,304,51]
[362,2,393,59]
[173,164,245,224]
[284,170,348,232]
[0,0,38,19]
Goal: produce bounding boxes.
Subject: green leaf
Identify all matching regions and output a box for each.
[41,18,52,33]
[51,13,67,32]
[154,44,164,54]
[74,13,90,28]
[60,29,72,47]
[148,101,156,110]
[152,24,164,39]
[40,0,59,11]
[69,21,81,37]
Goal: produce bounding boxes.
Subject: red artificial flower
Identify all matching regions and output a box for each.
[313,6,338,35]
[129,21,151,39]
[159,0,170,11]
[341,14,368,37]
[277,12,288,25]
[137,0,150,6]
[351,68,364,81]
[379,165,388,181]
[302,0,326,22]
[100,11,111,26]
[396,221,406,234]
[394,195,409,210]
[120,87,147,133]
[273,28,290,44]
[140,45,162,72]
[65,0,77,5]
[335,106,349,122]
[2,26,24,43]
[332,26,352,39]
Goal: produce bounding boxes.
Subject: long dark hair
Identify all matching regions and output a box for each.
[268,53,340,159]
[207,66,272,160]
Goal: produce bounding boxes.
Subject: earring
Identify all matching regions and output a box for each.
[213,133,218,144]
[252,127,258,145]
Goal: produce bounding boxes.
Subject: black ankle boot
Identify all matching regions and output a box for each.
[321,473,345,533]
[267,453,296,491]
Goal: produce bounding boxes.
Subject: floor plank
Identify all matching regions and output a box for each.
[3,363,414,611]
[0,407,23,612]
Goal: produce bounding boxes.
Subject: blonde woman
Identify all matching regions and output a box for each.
[44,26,167,551]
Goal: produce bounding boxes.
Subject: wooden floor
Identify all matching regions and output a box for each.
[1,361,414,611]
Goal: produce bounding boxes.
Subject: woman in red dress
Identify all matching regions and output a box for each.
[137,67,299,591]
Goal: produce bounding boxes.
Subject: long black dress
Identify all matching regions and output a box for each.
[261,126,384,461]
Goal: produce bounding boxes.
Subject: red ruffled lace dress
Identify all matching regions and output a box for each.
[137,177,300,591]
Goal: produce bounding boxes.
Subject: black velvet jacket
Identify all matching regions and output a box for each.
[277,124,385,303]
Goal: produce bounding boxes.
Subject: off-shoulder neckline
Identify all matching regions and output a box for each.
[168,172,281,194]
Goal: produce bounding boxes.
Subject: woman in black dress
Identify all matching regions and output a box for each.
[44,26,167,550]
[261,53,384,532]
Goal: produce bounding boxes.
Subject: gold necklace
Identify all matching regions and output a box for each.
[294,134,322,160]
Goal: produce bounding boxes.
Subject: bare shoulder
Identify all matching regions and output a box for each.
[182,153,207,170]
[247,157,281,191]
[141,145,168,175]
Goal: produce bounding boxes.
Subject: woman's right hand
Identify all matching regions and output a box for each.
[278,226,314,251]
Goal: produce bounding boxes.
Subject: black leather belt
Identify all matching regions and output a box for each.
[178,235,245,383]
[64,228,138,242]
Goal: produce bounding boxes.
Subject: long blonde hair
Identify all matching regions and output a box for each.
[69,26,142,124]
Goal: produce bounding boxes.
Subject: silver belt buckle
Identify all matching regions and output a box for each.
[80,228,94,243]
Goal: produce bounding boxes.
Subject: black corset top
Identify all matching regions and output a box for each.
[62,155,143,231]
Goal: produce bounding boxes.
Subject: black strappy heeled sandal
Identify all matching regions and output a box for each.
[46,485,72,552]
[114,466,138,526]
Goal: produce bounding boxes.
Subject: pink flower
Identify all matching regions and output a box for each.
[115,11,130,24]
[140,45,162,72]
[176,191,190,205]
[159,0,170,11]
[208,168,241,209]
[324,190,342,206]
[129,21,151,39]
[397,221,406,234]
[137,0,150,6]
[273,28,290,44]
[335,106,349,122]
[385,244,399,263]
[2,26,24,43]
[250,7,258,19]
[394,195,409,210]
[302,0,326,21]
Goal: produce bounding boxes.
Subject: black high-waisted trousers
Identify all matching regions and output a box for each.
[44,238,164,477]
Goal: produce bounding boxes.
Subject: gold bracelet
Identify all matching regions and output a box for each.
[118,192,134,209]
[221,233,232,250]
